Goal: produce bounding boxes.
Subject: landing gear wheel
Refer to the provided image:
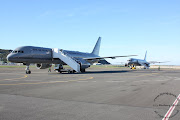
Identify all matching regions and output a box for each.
[26,70,31,74]
[80,69,86,73]
[57,70,62,73]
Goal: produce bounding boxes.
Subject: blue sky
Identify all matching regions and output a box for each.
[0,0,180,65]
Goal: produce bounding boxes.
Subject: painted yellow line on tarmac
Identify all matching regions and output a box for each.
[1,75,28,81]
[0,77,94,86]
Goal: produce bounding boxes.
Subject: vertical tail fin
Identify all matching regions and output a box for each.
[144,51,147,61]
[92,37,101,56]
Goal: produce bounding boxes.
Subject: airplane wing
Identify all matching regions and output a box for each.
[83,55,137,60]
[148,61,170,64]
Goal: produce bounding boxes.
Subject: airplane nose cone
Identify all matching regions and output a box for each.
[7,54,12,61]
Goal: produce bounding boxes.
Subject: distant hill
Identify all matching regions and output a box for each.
[0,49,12,62]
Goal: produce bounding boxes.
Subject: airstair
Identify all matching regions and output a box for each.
[52,48,81,73]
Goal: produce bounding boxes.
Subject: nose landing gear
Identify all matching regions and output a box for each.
[25,64,31,74]
[26,70,31,74]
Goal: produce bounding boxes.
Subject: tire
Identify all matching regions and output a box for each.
[26,70,31,74]
[80,69,86,73]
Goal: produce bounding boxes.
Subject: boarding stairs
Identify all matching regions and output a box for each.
[52,48,81,73]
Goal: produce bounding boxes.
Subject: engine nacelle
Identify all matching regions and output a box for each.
[36,63,51,69]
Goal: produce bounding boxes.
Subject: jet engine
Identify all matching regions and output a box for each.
[36,63,51,69]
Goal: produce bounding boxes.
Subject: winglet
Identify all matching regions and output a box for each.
[92,37,101,56]
[144,51,147,61]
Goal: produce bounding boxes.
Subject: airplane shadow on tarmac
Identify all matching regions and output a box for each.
[61,70,131,74]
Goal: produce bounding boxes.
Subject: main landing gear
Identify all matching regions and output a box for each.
[80,68,86,73]
[25,64,31,74]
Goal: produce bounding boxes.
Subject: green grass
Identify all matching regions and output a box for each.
[0,65,35,68]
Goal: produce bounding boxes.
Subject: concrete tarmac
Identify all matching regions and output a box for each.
[0,66,180,120]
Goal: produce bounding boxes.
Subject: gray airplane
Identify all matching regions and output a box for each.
[7,37,136,74]
[126,51,167,69]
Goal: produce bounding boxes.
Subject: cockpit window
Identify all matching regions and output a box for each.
[13,50,24,53]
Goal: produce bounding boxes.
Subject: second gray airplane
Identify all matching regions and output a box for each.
[126,51,168,69]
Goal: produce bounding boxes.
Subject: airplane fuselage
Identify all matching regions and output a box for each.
[128,58,150,68]
[7,46,99,65]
